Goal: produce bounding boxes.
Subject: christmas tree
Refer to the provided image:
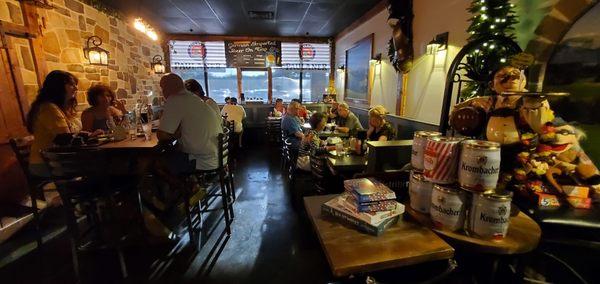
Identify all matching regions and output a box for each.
[461,0,519,99]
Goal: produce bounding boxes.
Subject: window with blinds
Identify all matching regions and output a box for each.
[280,42,331,70]
[169,40,227,68]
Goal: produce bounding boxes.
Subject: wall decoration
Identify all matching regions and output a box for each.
[386,0,413,73]
[344,34,373,105]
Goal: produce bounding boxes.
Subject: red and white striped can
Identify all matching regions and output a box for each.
[423,137,463,184]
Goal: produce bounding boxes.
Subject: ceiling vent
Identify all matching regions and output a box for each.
[248,11,274,20]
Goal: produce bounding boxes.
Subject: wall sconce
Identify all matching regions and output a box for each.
[337,65,345,72]
[427,32,448,55]
[151,55,165,74]
[83,36,109,66]
[370,53,382,64]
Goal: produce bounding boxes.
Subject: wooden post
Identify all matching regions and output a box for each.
[236,68,242,100]
[267,67,272,104]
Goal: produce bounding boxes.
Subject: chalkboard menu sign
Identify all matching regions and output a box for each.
[225,40,281,68]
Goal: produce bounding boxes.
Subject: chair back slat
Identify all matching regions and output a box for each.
[218,128,231,168]
[42,148,108,180]
[9,136,34,176]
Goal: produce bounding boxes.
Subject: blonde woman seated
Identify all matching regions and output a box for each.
[366,105,396,141]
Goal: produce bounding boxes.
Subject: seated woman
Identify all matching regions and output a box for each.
[81,84,116,132]
[27,70,80,177]
[366,105,396,141]
[297,112,336,171]
[273,98,286,117]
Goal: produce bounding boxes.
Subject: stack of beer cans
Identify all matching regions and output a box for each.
[408,131,513,241]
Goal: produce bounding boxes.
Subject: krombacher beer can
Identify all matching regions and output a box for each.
[458,140,501,192]
[430,184,466,231]
[467,191,513,240]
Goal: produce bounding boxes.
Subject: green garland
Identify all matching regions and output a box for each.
[82,0,123,19]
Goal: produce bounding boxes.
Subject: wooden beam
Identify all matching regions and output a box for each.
[267,67,272,104]
[21,3,47,85]
[0,21,34,37]
[335,0,387,41]
[165,34,331,44]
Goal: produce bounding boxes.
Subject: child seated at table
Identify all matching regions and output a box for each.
[81,84,117,133]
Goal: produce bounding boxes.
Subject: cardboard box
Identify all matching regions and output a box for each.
[566,196,592,209]
[534,192,560,207]
[562,185,589,198]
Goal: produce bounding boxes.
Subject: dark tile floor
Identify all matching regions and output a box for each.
[2,143,600,283]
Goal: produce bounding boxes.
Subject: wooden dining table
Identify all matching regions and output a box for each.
[99,134,158,151]
[304,195,455,278]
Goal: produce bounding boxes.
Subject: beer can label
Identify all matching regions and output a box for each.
[430,186,466,231]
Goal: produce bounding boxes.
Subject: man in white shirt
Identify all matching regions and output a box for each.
[158,73,223,170]
[221,97,246,147]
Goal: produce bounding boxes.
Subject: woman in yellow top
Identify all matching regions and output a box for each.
[27,70,80,177]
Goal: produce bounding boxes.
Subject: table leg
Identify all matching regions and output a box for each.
[489,257,500,284]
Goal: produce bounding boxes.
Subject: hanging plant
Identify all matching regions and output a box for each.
[83,0,123,19]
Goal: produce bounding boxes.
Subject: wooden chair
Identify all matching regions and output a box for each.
[41,148,130,280]
[281,132,290,171]
[193,128,234,236]
[266,118,282,145]
[8,137,47,249]
[310,151,331,194]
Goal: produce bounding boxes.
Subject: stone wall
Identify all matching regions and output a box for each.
[3,0,165,108]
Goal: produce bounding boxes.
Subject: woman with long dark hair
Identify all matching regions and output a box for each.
[27,70,79,177]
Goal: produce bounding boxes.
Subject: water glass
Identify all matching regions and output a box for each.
[335,143,344,155]
[142,123,152,141]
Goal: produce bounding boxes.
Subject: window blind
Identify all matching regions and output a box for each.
[169,40,227,68]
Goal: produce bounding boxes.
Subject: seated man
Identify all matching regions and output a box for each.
[281,101,304,150]
[157,73,223,172]
[335,102,363,134]
[221,97,246,147]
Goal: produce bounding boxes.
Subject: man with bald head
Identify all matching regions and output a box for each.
[158,73,223,171]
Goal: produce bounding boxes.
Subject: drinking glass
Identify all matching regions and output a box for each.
[142,123,152,141]
[335,143,344,156]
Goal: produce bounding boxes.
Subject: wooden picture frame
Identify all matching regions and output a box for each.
[344,34,373,107]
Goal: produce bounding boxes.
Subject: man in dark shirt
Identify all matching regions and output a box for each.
[335,102,363,134]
